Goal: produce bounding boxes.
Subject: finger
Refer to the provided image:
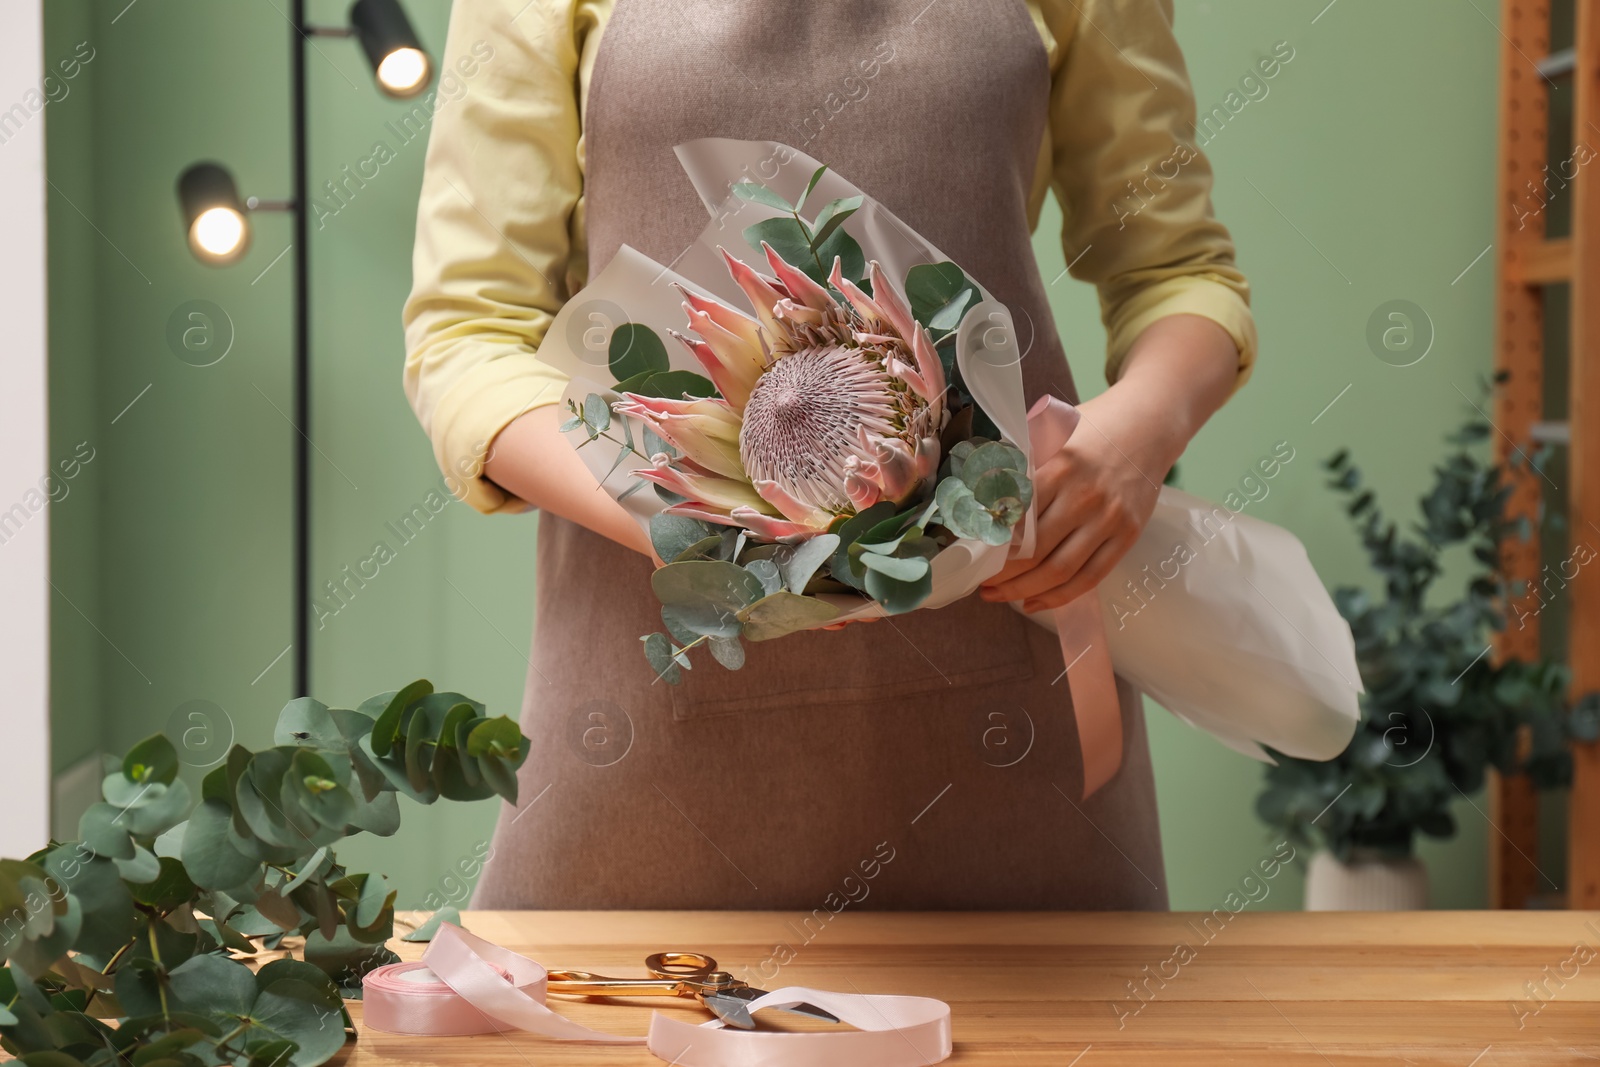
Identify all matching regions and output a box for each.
[981,519,1111,604]
[1020,529,1134,613]
[982,476,1105,588]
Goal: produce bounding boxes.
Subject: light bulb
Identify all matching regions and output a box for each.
[192,207,246,259]
[376,47,429,94]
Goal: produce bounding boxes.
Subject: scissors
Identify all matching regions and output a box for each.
[545,951,838,1030]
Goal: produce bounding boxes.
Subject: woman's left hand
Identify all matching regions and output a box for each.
[978,314,1242,613]
[978,397,1164,613]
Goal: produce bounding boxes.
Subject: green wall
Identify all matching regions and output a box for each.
[46,0,1504,910]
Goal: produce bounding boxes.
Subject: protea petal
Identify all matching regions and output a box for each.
[762,241,835,311]
[865,436,918,501]
[663,501,737,526]
[720,247,787,338]
[669,329,760,413]
[728,506,818,543]
[752,477,834,528]
[868,260,919,342]
[831,258,898,334]
[634,453,775,514]
[913,435,940,481]
[911,326,947,402]
[685,303,767,382]
[678,285,765,355]
[885,357,930,403]
[773,298,827,327]
[643,244,957,542]
[616,393,745,480]
[842,463,882,511]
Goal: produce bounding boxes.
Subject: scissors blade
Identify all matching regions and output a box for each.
[700,992,757,1030]
[718,986,840,1024]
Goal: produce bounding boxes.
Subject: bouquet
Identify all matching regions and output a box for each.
[551,150,1041,683]
[540,138,1363,774]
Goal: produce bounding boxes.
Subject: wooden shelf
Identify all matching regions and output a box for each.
[1492,0,1600,912]
[1510,236,1574,284]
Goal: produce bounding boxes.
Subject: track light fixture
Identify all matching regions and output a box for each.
[177,163,250,265]
[172,0,431,696]
[350,0,433,98]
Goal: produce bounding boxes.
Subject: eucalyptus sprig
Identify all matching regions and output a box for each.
[0,681,530,1067]
[733,165,867,289]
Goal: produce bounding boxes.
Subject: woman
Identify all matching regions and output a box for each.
[404,0,1255,909]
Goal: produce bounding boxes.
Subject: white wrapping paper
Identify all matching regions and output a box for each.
[1026,487,1362,761]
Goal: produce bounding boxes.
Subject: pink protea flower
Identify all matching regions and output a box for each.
[621,244,947,542]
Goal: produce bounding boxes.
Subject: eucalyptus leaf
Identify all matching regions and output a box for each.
[775,534,838,595]
[800,165,827,208]
[642,633,683,685]
[273,699,342,751]
[812,225,866,288]
[708,636,746,670]
[672,534,726,564]
[652,559,767,615]
[608,323,670,382]
[744,218,818,279]
[400,906,461,943]
[302,926,400,999]
[731,181,793,212]
[41,851,134,961]
[78,804,136,861]
[809,195,862,251]
[926,287,974,332]
[863,564,934,615]
[122,736,179,788]
[180,800,261,891]
[736,591,842,641]
[744,559,783,597]
[633,370,718,400]
[904,262,979,333]
[112,846,161,886]
[959,441,1027,487]
[858,552,931,582]
[642,426,676,459]
[650,513,714,564]
[828,501,897,590]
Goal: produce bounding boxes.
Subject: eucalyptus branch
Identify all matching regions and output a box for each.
[0,680,533,1067]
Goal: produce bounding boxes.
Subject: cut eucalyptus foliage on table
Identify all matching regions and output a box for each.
[1255,386,1600,861]
[0,681,530,1067]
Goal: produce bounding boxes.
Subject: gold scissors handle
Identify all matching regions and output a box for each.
[546,951,738,998]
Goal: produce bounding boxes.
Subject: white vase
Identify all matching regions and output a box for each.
[1304,848,1429,910]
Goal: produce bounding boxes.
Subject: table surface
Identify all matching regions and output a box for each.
[340,910,1600,1066]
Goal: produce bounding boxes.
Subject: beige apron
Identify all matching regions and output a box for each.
[472,0,1168,910]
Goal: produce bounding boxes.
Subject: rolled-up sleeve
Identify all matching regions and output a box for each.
[1041,0,1257,390]
[403,0,595,514]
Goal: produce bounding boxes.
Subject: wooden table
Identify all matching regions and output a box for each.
[344,910,1600,1065]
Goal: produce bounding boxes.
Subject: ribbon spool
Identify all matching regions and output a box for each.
[363,961,528,1036]
[359,923,953,1066]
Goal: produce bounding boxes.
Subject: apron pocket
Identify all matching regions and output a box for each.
[668,597,1038,722]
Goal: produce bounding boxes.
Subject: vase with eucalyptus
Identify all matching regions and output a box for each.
[1254,395,1599,908]
[0,680,530,1067]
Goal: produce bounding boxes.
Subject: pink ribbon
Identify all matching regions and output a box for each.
[360,923,954,1066]
[1023,396,1124,798]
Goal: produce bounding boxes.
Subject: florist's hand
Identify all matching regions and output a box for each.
[978,314,1242,614]
[979,402,1163,613]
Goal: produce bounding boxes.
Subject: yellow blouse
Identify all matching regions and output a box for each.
[403,0,1257,515]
